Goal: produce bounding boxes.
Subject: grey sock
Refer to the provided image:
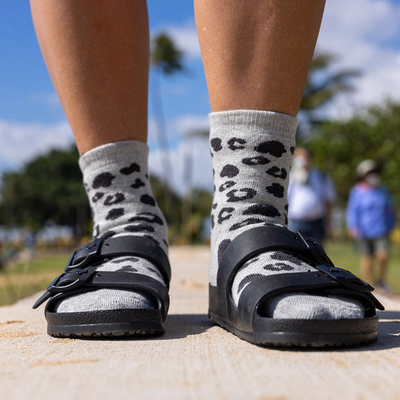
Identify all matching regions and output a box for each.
[209,110,364,319]
[55,140,168,313]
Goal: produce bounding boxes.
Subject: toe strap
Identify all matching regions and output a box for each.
[237,272,383,332]
[40,269,170,319]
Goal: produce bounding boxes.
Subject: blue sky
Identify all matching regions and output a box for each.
[0,1,207,123]
[1,0,400,192]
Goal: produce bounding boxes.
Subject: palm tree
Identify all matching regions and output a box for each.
[300,53,361,126]
[150,33,184,187]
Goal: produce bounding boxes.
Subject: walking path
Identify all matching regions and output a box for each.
[0,246,399,400]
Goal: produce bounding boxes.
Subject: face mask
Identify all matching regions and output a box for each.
[291,157,309,184]
[292,156,307,169]
[365,173,380,187]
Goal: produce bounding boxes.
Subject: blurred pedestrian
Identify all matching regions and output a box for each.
[347,160,396,295]
[288,147,335,243]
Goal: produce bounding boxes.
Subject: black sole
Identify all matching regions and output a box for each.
[46,308,164,338]
[209,311,378,348]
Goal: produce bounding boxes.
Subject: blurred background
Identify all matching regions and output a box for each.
[1,0,400,304]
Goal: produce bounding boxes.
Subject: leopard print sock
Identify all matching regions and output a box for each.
[210,110,364,319]
[55,140,168,313]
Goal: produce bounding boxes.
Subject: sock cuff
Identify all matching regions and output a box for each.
[209,110,298,138]
[79,140,149,174]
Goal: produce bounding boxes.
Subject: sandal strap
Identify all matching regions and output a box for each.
[219,227,330,287]
[45,271,169,318]
[34,266,170,316]
[68,235,171,284]
[218,226,330,294]
[237,273,383,332]
[33,235,170,310]
[217,226,383,318]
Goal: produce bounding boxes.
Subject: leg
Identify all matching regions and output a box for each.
[377,250,389,283]
[195,0,325,115]
[196,1,375,347]
[376,243,391,295]
[31,0,149,153]
[361,255,374,285]
[31,1,170,337]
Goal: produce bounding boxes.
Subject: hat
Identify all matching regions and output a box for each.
[356,159,377,178]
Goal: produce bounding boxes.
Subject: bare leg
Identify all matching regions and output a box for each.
[30,1,170,336]
[361,255,374,285]
[195,0,326,115]
[376,250,389,283]
[30,0,149,153]
[196,1,370,347]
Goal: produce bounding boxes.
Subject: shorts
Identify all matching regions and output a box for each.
[356,236,390,256]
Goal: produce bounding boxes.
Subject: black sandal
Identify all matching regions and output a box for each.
[209,226,384,347]
[33,235,170,338]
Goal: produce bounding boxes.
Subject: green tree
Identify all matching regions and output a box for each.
[301,54,360,111]
[309,101,400,210]
[149,174,182,243]
[0,144,211,244]
[150,175,211,244]
[151,33,183,74]
[185,188,212,243]
[300,53,361,131]
[0,146,90,237]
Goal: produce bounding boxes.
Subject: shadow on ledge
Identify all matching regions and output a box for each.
[163,314,214,340]
[75,314,214,342]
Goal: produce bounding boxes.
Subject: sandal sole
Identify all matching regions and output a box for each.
[46,309,164,338]
[209,311,378,347]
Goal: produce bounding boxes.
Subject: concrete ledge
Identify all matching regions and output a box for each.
[0,246,399,400]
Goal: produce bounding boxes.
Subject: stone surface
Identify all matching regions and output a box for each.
[0,246,399,400]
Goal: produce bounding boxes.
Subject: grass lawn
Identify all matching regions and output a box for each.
[0,242,399,306]
[0,252,69,306]
[325,241,400,294]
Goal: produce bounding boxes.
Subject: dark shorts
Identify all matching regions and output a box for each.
[356,237,390,256]
[288,218,326,244]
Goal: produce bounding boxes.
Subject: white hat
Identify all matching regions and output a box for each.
[356,159,377,178]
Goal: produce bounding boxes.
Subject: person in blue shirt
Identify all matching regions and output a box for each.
[347,160,396,295]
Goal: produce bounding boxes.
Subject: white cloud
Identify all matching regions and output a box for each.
[149,136,212,194]
[317,0,400,118]
[172,114,209,136]
[148,113,211,193]
[148,114,209,148]
[0,120,74,173]
[153,21,201,60]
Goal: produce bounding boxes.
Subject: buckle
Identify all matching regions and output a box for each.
[33,236,105,310]
[296,231,334,266]
[65,237,104,271]
[315,264,374,293]
[48,266,98,293]
[32,266,98,309]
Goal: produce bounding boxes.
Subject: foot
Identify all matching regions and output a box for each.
[209,110,365,321]
[54,140,169,315]
[377,281,391,297]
